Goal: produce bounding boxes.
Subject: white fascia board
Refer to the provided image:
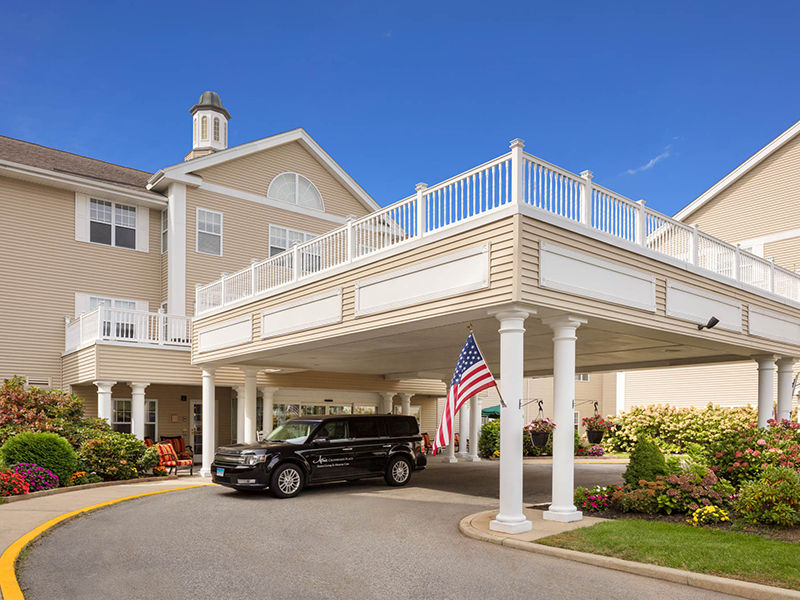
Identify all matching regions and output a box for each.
[0,160,166,208]
[674,120,800,222]
[147,128,380,213]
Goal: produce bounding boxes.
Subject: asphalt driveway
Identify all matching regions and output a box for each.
[19,461,739,599]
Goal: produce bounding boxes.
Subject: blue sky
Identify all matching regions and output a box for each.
[1,1,798,215]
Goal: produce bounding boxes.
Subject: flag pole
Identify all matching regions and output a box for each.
[467,322,507,408]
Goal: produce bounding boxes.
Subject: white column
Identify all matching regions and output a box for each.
[615,372,626,416]
[458,400,471,457]
[468,394,482,462]
[259,386,278,435]
[241,368,258,444]
[93,381,116,423]
[755,355,776,428]
[398,393,412,416]
[490,309,531,534]
[776,358,795,422]
[200,368,216,477]
[543,315,586,523]
[439,382,457,463]
[234,386,245,443]
[378,392,395,414]
[167,182,187,316]
[130,382,149,441]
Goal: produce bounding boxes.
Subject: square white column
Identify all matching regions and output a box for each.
[490,309,532,534]
[776,357,795,422]
[130,382,149,441]
[468,394,482,462]
[542,315,586,523]
[241,368,258,444]
[754,355,776,428]
[93,381,116,423]
[200,368,216,477]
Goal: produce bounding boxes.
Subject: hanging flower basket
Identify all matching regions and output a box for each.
[587,430,604,444]
[582,414,612,445]
[529,431,550,448]
[525,417,555,448]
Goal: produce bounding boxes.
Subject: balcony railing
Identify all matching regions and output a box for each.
[64,306,191,353]
[195,140,800,315]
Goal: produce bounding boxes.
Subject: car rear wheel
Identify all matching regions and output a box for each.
[384,455,413,486]
[269,463,305,498]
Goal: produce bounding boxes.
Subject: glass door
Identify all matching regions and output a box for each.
[190,400,202,464]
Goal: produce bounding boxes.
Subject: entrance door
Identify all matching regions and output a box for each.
[190,400,202,465]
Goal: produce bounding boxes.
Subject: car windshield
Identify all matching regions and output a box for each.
[265,422,315,445]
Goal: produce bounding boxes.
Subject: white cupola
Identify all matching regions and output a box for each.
[185,91,231,161]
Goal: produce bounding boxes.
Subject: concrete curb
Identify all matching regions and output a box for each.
[458,512,800,600]
[0,475,180,504]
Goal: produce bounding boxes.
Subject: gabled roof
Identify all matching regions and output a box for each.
[0,135,152,191]
[147,128,380,212]
[675,119,800,222]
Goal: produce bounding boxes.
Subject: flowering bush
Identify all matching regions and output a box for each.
[0,471,29,496]
[655,467,735,514]
[582,415,613,432]
[0,432,76,486]
[137,447,160,474]
[70,471,102,485]
[575,485,621,512]
[588,445,604,457]
[8,463,58,492]
[525,418,556,434]
[152,466,167,477]
[735,466,800,528]
[603,404,758,453]
[78,432,146,481]
[687,505,730,527]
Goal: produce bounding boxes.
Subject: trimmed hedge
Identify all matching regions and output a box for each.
[623,437,667,487]
[0,432,77,486]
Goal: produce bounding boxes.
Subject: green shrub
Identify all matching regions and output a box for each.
[623,437,667,487]
[0,432,77,486]
[735,466,800,528]
[136,446,160,474]
[611,483,660,514]
[79,432,147,481]
[478,420,500,458]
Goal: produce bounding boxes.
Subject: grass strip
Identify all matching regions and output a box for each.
[537,519,800,590]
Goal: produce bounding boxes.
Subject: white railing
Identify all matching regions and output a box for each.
[195,139,800,314]
[64,306,191,353]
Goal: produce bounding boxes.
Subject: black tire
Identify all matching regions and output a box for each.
[269,463,305,498]
[384,455,413,487]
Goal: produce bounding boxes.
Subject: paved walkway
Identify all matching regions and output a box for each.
[7,462,743,600]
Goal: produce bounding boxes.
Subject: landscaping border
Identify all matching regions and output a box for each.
[0,483,210,600]
[0,475,180,504]
[459,510,800,600]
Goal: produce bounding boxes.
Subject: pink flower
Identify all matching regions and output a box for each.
[756,439,767,446]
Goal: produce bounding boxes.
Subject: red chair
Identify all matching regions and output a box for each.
[155,442,193,476]
[160,436,193,461]
[144,437,154,448]
[421,432,433,455]
[454,433,460,453]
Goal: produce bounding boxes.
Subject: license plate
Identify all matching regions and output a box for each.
[216,467,224,476]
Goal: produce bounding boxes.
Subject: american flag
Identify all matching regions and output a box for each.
[433,332,498,454]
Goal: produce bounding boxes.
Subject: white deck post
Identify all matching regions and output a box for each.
[242,368,258,444]
[543,315,587,523]
[458,400,471,457]
[259,386,278,435]
[130,382,149,441]
[579,170,593,227]
[510,139,525,206]
[690,225,699,266]
[292,243,300,280]
[468,394,482,462]
[250,258,258,295]
[398,393,412,415]
[734,243,742,281]
[769,258,776,293]
[200,368,217,477]
[415,183,427,238]
[346,217,356,262]
[755,355,776,428]
[490,308,531,534]
[635,200,646,246]
[776,358,795,422]
[93,380,116,423]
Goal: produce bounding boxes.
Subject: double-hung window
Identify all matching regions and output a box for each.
[112,399,132,434]
[268,225,319,273]
[90,199,136,249]
[197,208,222,256]
[145,400,157,440]
[89,296,137,338]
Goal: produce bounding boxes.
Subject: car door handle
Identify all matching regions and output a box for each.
[382,444,392,448]
[342,447,353,451]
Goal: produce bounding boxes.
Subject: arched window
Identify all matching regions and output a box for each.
[193,118,197,145]
[201,116,208,140]
[224,122,227,146]
[213,118,220,142]
[267,173,324,211]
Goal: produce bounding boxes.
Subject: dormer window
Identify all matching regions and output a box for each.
[267,172,324,211]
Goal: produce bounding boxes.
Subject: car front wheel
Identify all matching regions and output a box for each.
[270,463,305,498]
[385,455,413,487]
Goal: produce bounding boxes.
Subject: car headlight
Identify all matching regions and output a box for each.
[243,454,268,466]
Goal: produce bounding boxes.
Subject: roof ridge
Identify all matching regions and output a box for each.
[0,134,152,175]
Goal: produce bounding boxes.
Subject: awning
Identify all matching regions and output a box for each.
[481,404,500,418]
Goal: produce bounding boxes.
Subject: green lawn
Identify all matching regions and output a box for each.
[537,520,800,590]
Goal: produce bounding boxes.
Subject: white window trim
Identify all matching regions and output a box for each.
[575,373,590,382]
[196,207,223,256]
[146,399,158,441]
[161,208,168,254]
[268,224,317,256]
[112,398,132,430]
[267,172,325,211]
[88,198,138,251]
[75,292,148,317]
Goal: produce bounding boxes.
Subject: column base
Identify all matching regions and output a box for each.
[489,518,533,534]
[466,455,482,462]
[441,455,458,463]
[543,509,583,523]
[198,468,213,478]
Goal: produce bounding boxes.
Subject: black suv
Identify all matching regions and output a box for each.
[211,414,427,498]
